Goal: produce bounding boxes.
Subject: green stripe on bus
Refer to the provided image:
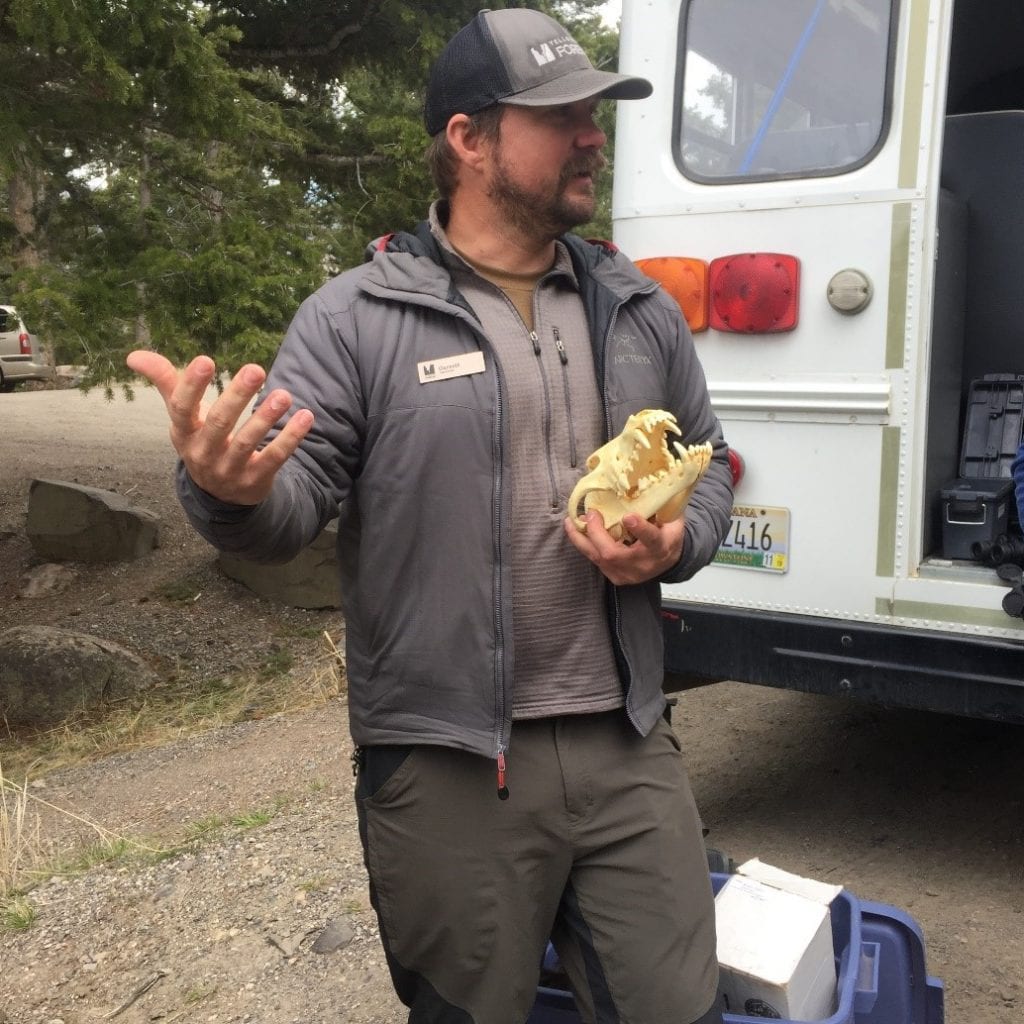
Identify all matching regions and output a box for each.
[876,426,900,577]
[875,597,1024,632]
[899,0,929,188]
[887,204,910,370]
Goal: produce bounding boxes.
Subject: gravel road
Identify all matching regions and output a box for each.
[1,386,1022,1024]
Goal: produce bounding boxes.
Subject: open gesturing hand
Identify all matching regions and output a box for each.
[126,351,313,506]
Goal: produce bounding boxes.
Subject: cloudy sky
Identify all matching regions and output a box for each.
[601,0,622,25]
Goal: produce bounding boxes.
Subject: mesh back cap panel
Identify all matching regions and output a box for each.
[424,16,514,135]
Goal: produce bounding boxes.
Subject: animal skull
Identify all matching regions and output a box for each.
[567,409,713,541]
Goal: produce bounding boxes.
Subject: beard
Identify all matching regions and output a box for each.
[487,151,607,241]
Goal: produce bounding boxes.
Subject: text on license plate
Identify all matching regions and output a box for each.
[713,505,790,573]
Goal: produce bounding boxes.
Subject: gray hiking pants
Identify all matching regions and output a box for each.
[354,709,719,1023]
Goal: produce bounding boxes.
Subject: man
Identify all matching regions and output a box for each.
[129,9,733,1023]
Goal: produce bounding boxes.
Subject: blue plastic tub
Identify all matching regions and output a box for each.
[528,873,944,1024]
[857,900,945,1024]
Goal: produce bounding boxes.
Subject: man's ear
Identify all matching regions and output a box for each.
[446,113,490,173]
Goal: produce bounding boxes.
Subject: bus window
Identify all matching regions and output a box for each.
[676,0,898,182]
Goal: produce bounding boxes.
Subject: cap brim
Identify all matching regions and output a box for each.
[498,67,652,108]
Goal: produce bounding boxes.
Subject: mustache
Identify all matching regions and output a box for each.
[560,153,607,185]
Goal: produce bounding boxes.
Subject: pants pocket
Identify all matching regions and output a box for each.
[355,744,414,802]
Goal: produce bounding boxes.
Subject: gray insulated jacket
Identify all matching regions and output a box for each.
[179,222,733,760]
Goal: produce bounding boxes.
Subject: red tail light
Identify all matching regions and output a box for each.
[18,332,30,355]
[727,448,745,488]
[709,253,800,333]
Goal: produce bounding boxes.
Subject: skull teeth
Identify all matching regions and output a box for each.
[567,409,713,539]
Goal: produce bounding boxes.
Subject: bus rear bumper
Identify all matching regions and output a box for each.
[662,602,1024,723]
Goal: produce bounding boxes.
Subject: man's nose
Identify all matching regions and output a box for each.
[576,117,607,150]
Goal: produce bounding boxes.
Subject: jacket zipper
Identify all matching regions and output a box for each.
[601,305,639,731]
[496,750,510,800]
[460,317,509,783]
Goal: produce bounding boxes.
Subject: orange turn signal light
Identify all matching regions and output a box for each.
[635,257,709,334]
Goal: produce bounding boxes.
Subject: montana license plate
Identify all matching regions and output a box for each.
[713,505,790,573]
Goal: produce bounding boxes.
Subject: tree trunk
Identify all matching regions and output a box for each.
[135,149,152,347]
[8,149,42,280]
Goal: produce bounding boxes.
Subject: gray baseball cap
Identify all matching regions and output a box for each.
[424,8,653,136]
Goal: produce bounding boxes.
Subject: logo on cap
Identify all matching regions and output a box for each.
[529,35,585,68]
[531,43,556,66]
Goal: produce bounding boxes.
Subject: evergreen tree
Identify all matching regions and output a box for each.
[0,0,618,381]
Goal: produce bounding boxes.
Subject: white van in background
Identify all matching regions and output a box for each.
[0,304,54,390]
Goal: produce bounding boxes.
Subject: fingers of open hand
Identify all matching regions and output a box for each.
[126,352,214,454]
[189,364,265,448]
[243,407,315,489]
[193,391,314,505]
[125,353,313,504]
[126,350,182,399]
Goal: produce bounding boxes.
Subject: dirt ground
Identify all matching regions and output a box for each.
[1,385,1022,1023]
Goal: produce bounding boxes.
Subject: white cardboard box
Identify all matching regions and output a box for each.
[715,859,844,1021]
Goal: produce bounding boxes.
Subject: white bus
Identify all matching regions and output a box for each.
[614,0,1024,719]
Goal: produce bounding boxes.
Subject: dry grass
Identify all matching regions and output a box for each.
[0,632,345,928]
[0,763,39,900]
[0,759,167,904]
[0,630,347,784]
[0,753,296,932]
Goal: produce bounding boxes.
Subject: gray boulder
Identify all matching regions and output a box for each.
[0,626,157,728]
[27,479,160,563]
[217,521,340,609]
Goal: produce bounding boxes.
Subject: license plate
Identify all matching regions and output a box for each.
[713,505,790,573]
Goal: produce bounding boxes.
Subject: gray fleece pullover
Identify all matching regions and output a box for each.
[431,219,622,720]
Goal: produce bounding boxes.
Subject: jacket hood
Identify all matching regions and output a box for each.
[363,219,656,308]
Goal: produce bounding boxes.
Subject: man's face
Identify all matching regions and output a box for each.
[485,99,608,239]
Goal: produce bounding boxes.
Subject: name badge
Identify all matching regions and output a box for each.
[417,351,486,385]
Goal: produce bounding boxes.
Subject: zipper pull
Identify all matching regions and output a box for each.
[529,331,541,356]
[553,327,568,365]
[496,751,510,801]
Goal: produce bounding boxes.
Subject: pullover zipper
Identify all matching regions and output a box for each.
[552,326,579,467]
[529,329,561,510]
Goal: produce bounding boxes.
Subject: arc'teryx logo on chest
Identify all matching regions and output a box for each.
[612,331,653,367]
[530,35,585,67]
